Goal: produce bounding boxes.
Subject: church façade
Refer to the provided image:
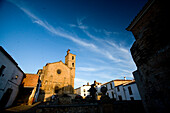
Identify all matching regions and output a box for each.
[38,49,76,101]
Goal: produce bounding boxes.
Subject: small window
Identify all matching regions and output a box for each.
[130,97,134,101]
[72,56,74,60]
[117,87,120,91]
[118,95,122,101]
[57,69,61,74]
[15,75,18,79]
[0,65,6,76]
[84,89,86,92]
[111,92,114,98]
[107,93,109,96]
[110,83,113,89]
[72,63,74,67]
[84,94,86,96]
[128,86,133,95]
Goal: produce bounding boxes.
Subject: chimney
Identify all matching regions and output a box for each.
[124,77,126,80]
[87,82,89,86]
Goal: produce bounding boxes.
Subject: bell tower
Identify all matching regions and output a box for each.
[65,49,76,69]
[65,49,76,93]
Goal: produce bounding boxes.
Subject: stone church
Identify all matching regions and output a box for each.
[38,49,76,101]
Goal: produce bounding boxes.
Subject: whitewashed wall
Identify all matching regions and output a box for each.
[0,50,24,107]
[114,85,126,100]
[80,86,91,97]
[124,83,141,100]
[99,82,115,99]
[114,83,141,101]
[75,85,91,98]
[98,81,141,101]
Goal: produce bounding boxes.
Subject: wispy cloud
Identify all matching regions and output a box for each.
[74,78,93,88]
[77,65,134,79]
[106,41,129,53]
[10,2,97,50]
[69,17,88,30]
[75,21,131,62]
[77,67,98,72]
[84,28,129,55]
[77,18,127,45]
[12,1,122,63]
[21,5,134,65]
[69,25,123,62]
[89,73,115,80]
[103,29,119,36]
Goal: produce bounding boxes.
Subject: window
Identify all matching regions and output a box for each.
[15,75,18,79]
[118,95,122,101]
[107,93,109,96]
[111,92,114,98]
[130,97,134,101]
[84,89,86,92]
[128,86,133,95]
[110,83,113,89]
[117,87,120,91]
[57,69,61,74]
[84,94,86,96]
[72,63,74,67]
[72,56,74,60]
[0,65,6,76]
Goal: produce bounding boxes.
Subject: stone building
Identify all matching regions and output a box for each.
[126,0,169,113]
[0,46,24,108]
[38,49,76,101]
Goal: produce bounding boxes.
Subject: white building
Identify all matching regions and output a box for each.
[0,46,24,108]
[75,81,102,99]
[115,80,141,101]
[75,83,91,98]
[97,79,132,99]
[100,81,115,99]
[114,84,126,100]
[96,79,141,101]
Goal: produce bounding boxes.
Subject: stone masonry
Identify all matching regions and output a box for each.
[38,49,76,101]
[126,0,170,113]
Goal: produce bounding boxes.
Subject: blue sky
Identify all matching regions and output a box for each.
[0,0,147,88]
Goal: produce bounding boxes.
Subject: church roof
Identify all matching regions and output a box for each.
[45,60,65,66]
[22,74,39,88]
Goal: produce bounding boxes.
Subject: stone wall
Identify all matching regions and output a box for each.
[127,0,170,113]
[25,100,145,113]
